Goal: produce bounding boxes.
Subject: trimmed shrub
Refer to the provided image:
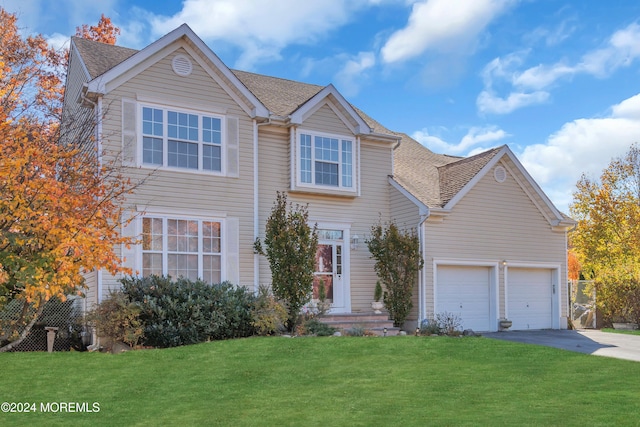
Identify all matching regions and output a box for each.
[120,276,255,348]
[435,311,463,336]
[251,285,288,336]
[419,318,441,336]
[301,318,336,336]
[88,290,144,349]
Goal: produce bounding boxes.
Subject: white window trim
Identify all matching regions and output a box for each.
[138,102,227,176]
[137,214,227,283]
[296,129,357,193]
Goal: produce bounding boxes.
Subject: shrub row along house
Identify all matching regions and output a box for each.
[64,24,575,335]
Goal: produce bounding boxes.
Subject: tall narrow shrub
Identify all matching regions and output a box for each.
[256,192,318,332]
[366,221,423,327]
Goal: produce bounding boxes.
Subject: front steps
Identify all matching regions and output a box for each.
[319,313,400,336]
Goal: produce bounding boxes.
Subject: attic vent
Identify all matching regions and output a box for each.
[494,165,507,183]
[172,54,193,76]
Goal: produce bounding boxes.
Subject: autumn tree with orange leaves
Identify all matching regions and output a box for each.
[0,8,137,351]
[570,143,640,326]
[75,14,121,45]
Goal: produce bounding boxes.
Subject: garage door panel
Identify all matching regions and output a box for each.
[508,268,552,330]
[436,266,491,332]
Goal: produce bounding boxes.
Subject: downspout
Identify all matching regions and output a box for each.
[82,93,104,306]
[418,209,429,323]
[290,126,296,191]
[254,118,272,292]
[96,96,104,304]
[81,93,102,348]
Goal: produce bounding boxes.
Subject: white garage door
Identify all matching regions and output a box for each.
[436,266,491,331]
[507,268,552,330]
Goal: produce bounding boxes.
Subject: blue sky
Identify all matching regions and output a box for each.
[4,0,640,213]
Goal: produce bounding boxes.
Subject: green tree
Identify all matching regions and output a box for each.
[256,192,318,332]
[366,221,423,327]
[570,143,640,325]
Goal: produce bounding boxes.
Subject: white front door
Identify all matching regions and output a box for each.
[314,229,349,313]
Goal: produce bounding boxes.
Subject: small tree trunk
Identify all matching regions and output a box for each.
[0,301,45,353]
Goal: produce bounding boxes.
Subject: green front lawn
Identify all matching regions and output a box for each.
[1,336,638,426]
[602,327,640,335]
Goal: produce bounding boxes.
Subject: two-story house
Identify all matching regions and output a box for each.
[65,24,575,334]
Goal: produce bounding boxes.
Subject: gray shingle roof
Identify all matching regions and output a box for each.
[437,146,503,206]
[70,36,503,209]
[72,37,137,79]
[230,70,324,117]
[393,134,461,207]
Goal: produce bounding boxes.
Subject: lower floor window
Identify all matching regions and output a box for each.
[142,216,222,284]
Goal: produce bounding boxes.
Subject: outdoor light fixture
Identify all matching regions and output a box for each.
[502,260,507,267]
[415,327,420,336]
[351,235,359,251]
[383,327,387,337]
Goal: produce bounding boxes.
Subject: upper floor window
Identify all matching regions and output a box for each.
[299,132,353,190]
[142,106,223,173]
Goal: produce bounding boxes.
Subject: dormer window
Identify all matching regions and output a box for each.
[299,131,354,191]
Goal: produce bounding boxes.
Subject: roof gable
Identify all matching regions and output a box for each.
[290,84,371,135]
[80,24,268,119]
[394,138,575,228]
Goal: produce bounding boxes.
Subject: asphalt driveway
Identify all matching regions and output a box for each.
[484,329,640,362]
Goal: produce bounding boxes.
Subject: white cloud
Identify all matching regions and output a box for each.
[460,126,509,148]
[525,18,577,47]
[476,52,551,114]
[2,0,118,39]
[334,52,376,97]
[412,125,508,154]
[411,129,450,152]
[381,0,513,63]
[512,63,574,91]
[519,93,640,212]
[148,0,367,69]
[479,23,640,115]
[46,33,71,51]
[477,90,549,115]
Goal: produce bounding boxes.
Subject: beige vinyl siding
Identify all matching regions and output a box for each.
[390,185,420,229]
[81,270,98,311]
[389,186,421,323]
[301,104,352,135]
[97,44,256,299]
[257,123,394,312]
[61,46,95,154]
[424,158,568,320]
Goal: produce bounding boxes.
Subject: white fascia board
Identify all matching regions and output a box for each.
[443,145,569,225]
[84,24,268,119]
[290,84,371,134]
